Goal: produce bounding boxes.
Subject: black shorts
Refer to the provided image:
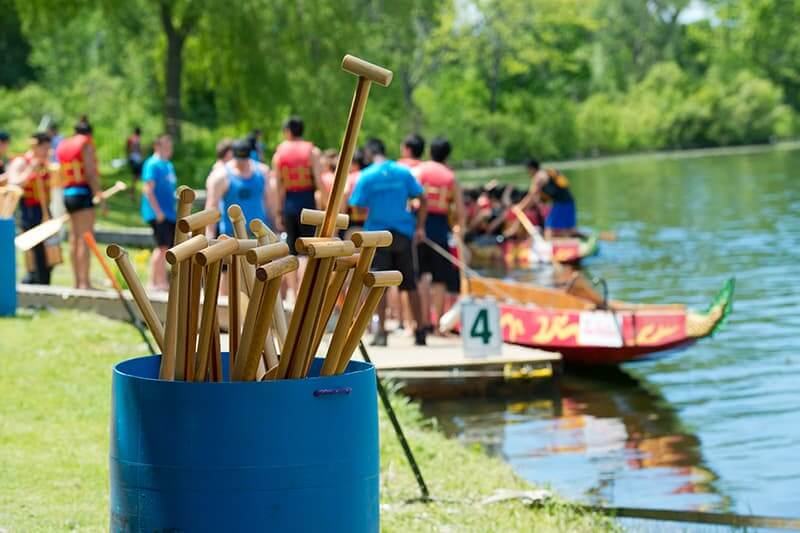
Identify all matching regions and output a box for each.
[64,190,94,214]
[417,240,460,293]
[129,159,143,178]
[284,212,315,254]
[372,231,417,291]
[150,220,176,248]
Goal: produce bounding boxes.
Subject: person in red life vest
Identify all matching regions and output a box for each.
[397,133,424,169]
[8,132,53,284]
[413,137,466,332]
[55,117,103,289]
[0,131,9,184]
[125,126,143,201]
[271,116,324,297]
[317,148,338,204]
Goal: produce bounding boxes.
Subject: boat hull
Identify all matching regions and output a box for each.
[496,302,696,365]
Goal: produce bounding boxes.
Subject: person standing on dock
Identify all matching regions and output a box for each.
[8,132,53,285]
[272,116,324,297]
[349,138,428,346]
[516,158,576,238]
[202,138,234,238]
[126,126,143,201]
[140,134,177,292]
[0,132,9,184]
[414,137,465,331]
[206,139,271,237]
[56,116,103,290]
[398,133,425,169]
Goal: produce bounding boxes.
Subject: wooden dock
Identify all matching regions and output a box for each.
[350,332,561,399]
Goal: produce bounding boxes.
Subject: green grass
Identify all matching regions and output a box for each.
[15,242,151,288]
[0,309,616,532]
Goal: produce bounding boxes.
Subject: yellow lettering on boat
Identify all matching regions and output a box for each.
[533,315,579,344]
[636,324,679,345]
[500,313,526,342]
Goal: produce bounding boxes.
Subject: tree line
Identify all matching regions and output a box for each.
[0,0,797,185]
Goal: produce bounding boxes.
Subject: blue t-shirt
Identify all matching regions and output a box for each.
[140,155,177,222]
[349,160,424,239]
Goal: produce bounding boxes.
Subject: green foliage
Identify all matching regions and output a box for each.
[0,0,797,167]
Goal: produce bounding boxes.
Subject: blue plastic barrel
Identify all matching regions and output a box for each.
[0,218,16,316]
[110,355,379,532]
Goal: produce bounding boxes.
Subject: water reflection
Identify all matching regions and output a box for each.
[421,369,729,511]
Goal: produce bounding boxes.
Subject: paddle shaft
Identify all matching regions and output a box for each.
[89,237,157,354]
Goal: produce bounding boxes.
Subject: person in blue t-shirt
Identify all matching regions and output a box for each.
[349,138,429,346]
[140,135,177,291]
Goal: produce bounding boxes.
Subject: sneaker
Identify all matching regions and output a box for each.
[414,328,427,346]
[371,330,388,347]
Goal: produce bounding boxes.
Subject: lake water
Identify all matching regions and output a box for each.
[422,148,800,520]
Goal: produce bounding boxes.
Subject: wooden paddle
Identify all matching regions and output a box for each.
[335,270,403,374]
[166,235,209,380]
[162,186,196,380]
[277,55,391,380]
[193,237,238,381]
[106,243,165,351]
[0,185,23,218]
[14,181,127,251]
[321,231,392,376]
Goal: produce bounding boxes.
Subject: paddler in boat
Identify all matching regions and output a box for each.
[516,157,576,239]
[413,137,465,333]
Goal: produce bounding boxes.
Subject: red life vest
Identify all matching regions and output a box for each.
[18,153,50,208]
[55,134,97,188]
[345,170,368,224]
[397,157,421,169]
[416,161,455,216]
[274,140,314,192]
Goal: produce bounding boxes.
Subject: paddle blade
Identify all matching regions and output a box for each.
[14,215,67,251]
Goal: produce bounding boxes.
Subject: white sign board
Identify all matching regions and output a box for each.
[461,297,502,358]
[578,311,623,347]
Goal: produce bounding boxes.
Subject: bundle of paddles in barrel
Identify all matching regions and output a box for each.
[107,55,399,381]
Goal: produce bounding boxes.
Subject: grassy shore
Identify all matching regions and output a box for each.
[0,309,616,532]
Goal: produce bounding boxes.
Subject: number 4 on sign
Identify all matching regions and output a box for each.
[470,309,492,344]
[461,298,502,358]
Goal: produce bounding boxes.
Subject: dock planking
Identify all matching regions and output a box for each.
[350,332,561,399]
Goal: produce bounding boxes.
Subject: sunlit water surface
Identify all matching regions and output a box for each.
[421,148,800,520]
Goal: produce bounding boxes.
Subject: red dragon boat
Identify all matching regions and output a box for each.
[465,276,734,365]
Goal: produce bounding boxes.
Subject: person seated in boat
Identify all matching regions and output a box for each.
[517,158,576,238]
[502,187,549,240]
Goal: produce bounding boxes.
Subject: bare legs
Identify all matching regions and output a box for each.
[149,246,169,291]
[69,208,95,289]
[377,288,424,334]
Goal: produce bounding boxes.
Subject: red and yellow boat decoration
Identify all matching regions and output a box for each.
[466,276,734,365]
[467,233,599,269]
